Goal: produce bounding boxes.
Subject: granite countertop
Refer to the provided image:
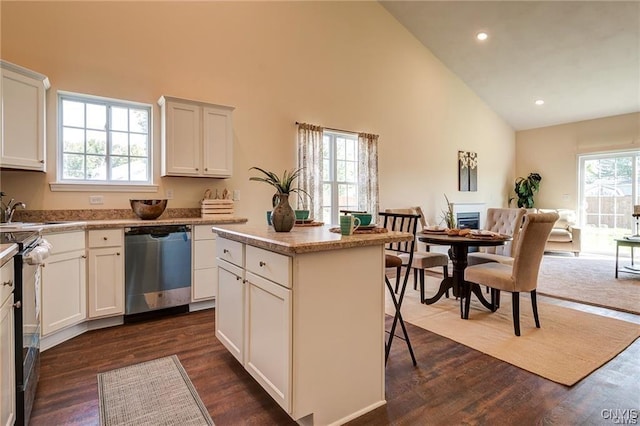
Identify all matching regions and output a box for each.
[1,217,248,234]
[211,223,413,255]
[0,243,18,266]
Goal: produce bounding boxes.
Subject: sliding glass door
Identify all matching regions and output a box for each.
[578,151,640,254]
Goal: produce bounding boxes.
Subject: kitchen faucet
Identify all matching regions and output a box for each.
[1,196,26,223]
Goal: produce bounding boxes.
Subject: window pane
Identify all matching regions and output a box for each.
[110,107,128,131]
[86,130,106,155]
[111,131,129,156]
[62,100,84,127]
[86,103,106,130]
[62,154,85,179]
[336,138,346,160]
[130,158,148,181]
[346,161,357,182]
[130,133,148,157]
[86,155,106,180]
[130,109,148,133]
[63,127,85,153]
[322,159,330,180]
[345,139,355,160]
[336,160,346,181]
[111,156,129,180]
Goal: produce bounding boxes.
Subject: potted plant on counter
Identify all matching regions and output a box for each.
[249,166,309,232]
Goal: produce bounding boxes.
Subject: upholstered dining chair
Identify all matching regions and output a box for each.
[385,208,450,299]
[379,211,420,365]
[467,208,527,266]
[464,212,558,336]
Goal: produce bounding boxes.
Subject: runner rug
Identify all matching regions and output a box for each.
[98,355,214,426]
[387,281,640,386]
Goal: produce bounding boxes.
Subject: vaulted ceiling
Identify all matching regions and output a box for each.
[380,1,640,130]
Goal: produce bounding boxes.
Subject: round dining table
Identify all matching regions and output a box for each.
[418,231,511,319]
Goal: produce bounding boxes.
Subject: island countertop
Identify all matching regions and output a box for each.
[211,223,413,255]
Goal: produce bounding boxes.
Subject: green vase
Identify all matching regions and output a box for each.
[271,193,295,232]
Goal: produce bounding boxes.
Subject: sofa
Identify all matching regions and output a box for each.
[537,208,581,256]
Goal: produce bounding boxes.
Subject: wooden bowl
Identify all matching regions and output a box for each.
[130,199,168,220]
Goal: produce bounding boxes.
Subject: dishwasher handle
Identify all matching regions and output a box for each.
[125,225,191,236]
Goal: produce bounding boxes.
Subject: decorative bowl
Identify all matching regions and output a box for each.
[352,213,372,226]
[130,199,168,220]
[295,209,310,220]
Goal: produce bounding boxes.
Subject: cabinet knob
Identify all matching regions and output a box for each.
[81,255,87,259]
[236,276,241,281]
[2,280,13,287]
[13,301,21,309]
[195,168,199,171]
[116,252,121,256]
[103,236,108,240]
[223,249,229,254]
[205,168,208,171]
[40,160,45,164]
[259,261,266,267]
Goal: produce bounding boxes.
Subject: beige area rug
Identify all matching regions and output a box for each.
[387,280,640,386]
[537,253,640,315]
[98,355,214,426]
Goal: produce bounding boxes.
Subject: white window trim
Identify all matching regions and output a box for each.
[49,182,159,192]
[53,90,154,191]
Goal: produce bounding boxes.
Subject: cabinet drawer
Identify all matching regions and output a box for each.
[45,231,85,254]
[1,258,14,306]
[194,225,216,240]
[246,245,291,288]
[217,237,244,267]
[88,229,123,248]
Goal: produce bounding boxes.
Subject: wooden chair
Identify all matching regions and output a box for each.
[379,211,420,365]
[385,208,449,299]
[464,212,558,336]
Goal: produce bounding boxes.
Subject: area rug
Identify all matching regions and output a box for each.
[387,281,640,386]
[538,253,640,315]
[98,355,214,426]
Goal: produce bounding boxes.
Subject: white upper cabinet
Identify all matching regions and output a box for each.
[158,96,234,178]
[0,60,50,171]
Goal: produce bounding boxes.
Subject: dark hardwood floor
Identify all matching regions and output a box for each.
[31,303,639,426]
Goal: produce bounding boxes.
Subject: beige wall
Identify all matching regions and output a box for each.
[515,112,640,210]
[1,1,514,225]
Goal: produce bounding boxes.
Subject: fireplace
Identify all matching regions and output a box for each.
[456,212,480,230]
[457,212,480,252]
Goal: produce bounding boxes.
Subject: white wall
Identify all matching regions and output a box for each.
[0,1,514,225]
[516,112,640,209]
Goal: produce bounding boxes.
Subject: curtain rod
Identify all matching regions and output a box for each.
[295,121,358,135]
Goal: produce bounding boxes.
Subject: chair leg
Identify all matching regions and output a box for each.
[419,269,425,303]
[385,271,417,366]
[443,265,450,298]
[531,290,541,328]
[491,289,501,310]
[394,266,401,293]
[413,268,418,290]
[512,292,521,336]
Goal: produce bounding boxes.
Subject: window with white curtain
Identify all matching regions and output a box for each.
[297,123,379,226]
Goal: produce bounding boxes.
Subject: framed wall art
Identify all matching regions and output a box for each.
[458,151,477,192]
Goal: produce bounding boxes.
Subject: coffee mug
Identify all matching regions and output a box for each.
[340,215,361,235]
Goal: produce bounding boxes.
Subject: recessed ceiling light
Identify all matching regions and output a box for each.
[476,32,488,41]
[535,99,545,106]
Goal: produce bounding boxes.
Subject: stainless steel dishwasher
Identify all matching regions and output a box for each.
[124,225,192,318]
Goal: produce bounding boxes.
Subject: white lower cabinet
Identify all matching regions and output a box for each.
[216,238,292,412]
[192,225,217,301]
[245,271,291,412]
[216,260,244,362]
[0,258,15,426]
[87,229,124,318]
[41,231,87,336]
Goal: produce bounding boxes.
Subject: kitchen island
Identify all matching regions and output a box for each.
[211,224,413,426]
